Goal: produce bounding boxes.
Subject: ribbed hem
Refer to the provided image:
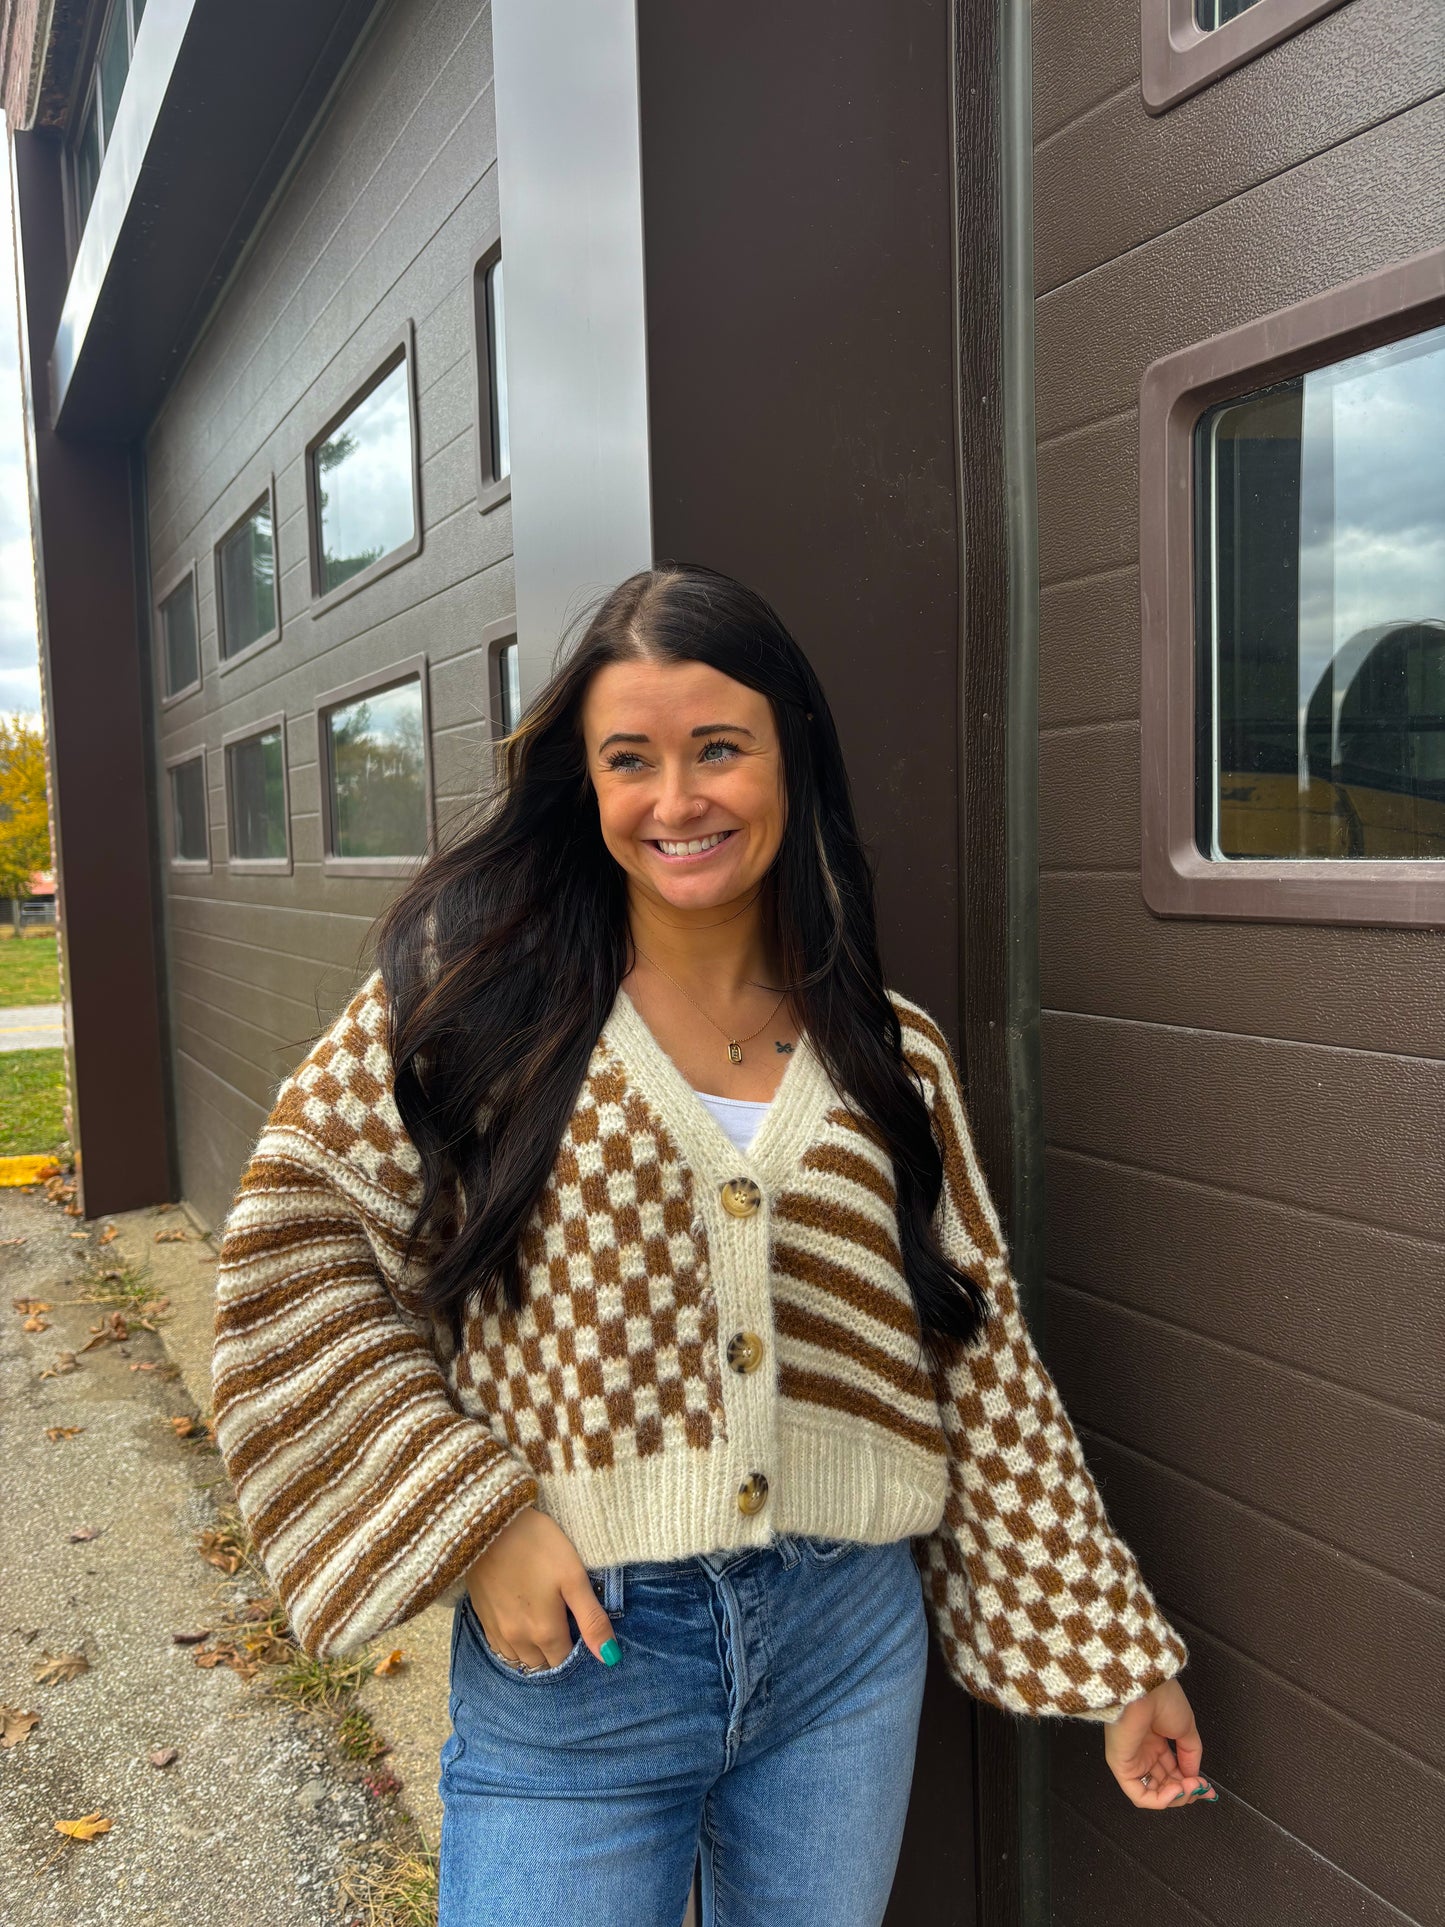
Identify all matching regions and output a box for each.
[530,1424,950,1571]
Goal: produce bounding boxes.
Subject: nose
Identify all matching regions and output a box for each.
[652,760,710,829]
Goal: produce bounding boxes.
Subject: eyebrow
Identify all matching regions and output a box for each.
[597,723,756,752]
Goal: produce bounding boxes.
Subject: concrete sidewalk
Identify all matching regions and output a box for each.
[0,1005,64,1051]
[0,1187,414,1925]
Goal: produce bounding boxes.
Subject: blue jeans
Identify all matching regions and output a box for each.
[437,1532,930,1927]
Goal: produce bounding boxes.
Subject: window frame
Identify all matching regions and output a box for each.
[164,746,211,873]
[214,476,282,672]
[304,323,423,619]
[155,560,202,707]
[315,655,435,878]
[222,713,293,876]
[1142,0,1354,116]
[1139,241,1445,929]
[472,234,512,516]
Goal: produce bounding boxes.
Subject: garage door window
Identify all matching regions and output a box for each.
[216,487,279,664]
[1196,324,1445,865]
[168,754,208,868]
[318,662,432,874]
[307,331,421,611]
[224,719,291,871]
[159,568,200,702]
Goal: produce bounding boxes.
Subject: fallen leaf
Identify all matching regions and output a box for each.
[53,1812,111,1841]
[45,1426,84,1443]
[373,1649,407,1677]
[22,1316,51,1333]
[34,1651,89,1685]
[139,1297,170,1317]
[154,1201,175,1213]
[147,1746,178,1769]
[67,1526,100,1543]
[13,1297,50,1314]
[0,1705,39,1747]
[153,1227,188,1244]
[79,1311,128,1352]
[196,1530,241,1575]
[362,1767,403,1799]
[171,1629,210,1645]
[1,1236,28,1248]
[97,1225,117,1245]
[69,1229,88,1238]
[128,1361,160,1373]
[170,1415,197,1439]
[39,1352,80,1379]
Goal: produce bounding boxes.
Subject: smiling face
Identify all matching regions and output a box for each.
[580,656,787,916]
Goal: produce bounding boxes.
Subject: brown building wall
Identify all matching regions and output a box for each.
[144,0,509,1231]
[1032,1,1445,1921]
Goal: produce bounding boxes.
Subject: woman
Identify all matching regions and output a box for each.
[213,563,1213,1927]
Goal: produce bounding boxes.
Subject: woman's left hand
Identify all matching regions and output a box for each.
[1103,1679,1218,1810]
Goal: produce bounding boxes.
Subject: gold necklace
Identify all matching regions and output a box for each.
[632,943,789,1065]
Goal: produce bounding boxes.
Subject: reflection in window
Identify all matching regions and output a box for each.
[1194,0,1263,24]
[227,728,288,863]
[170,757,208,864]
[217,496,277,659]
[323,678,427,858]
[1195,323,1445,861]
[313,357,415,597]
[160,575,199,698]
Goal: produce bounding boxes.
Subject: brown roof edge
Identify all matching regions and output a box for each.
[2,0,90,134]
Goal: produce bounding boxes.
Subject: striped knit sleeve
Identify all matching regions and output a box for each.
[211,973,538,1661]
[900,1003,1188,1721]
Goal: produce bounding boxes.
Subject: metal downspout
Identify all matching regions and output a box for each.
[1000,0,1049,1921]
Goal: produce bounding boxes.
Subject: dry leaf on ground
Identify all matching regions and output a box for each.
[171,1629,210,1645]
[44,1426,84,1443]
[148,1746,178,1769]
[39,1352,80,1379]
[22,1315,51,1333]
[196,1530,241,1575]
[14,1297,50,1314]
[79,1311,128,1352]
[153,1227,188,1244]
[0,1705,39,1747]
[53,1812,111,1841]
[33,1651,89,1685]
[67,1525,101,1542]
[373,1649,408,1677]
[171,1415,198,1439]
[97,1225,117,1245]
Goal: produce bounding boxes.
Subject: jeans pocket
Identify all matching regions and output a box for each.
[461,1591,591,1682]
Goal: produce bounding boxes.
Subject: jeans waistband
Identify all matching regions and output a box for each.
[590,1533,823,1616]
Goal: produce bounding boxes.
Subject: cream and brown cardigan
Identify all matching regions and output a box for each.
[212,972,1187,1719]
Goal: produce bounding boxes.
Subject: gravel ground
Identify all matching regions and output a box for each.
[0,1187,399,1926]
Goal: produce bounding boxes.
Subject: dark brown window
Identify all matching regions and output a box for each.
[68,0,149,237]
[1142,0,1352,115]
[1140,245,1445,927]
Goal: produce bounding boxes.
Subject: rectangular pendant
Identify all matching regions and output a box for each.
[728,1041,743,1063]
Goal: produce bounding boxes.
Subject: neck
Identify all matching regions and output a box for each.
[625,882,781,996]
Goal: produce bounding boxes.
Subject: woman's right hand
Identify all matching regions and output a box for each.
[464,1504,620,1669]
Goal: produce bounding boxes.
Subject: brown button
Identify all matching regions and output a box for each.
[727,1331,765,1374]
[737,1472,769,1515]
[720,1177,762,1217]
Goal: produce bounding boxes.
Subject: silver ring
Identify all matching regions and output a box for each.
[1139,1773,1152,1790]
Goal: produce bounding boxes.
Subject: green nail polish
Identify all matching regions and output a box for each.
[600,1637,620,1666]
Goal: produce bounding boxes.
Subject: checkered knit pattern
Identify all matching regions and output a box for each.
[212,971,1186,1720]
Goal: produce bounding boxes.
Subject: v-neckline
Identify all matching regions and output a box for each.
[605,983,836,1181]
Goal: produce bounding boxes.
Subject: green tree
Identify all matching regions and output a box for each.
[0,714,52,901]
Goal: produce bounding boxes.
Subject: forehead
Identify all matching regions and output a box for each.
[581,658,770,735]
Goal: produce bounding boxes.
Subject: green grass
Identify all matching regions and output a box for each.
[0,1047,67,1155]
[0,932,60,1007]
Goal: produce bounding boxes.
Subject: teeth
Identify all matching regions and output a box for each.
[656,831,731,856]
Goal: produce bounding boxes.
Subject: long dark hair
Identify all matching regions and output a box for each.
[376,563,988,1367]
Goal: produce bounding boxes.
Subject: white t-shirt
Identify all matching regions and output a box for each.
[696,1089,771,1153]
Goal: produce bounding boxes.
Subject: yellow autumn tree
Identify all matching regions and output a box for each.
[0,713,52,901]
